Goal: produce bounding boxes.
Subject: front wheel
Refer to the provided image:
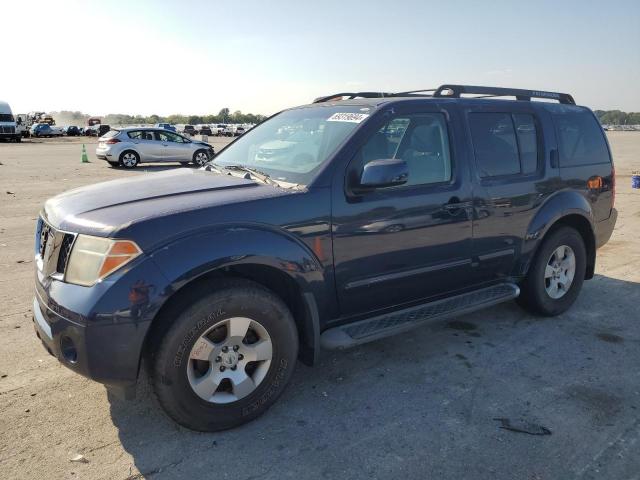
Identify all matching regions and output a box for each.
[192,149,210,166]
[150,280,298,431]
[517,226,586,316]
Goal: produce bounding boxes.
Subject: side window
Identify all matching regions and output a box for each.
[128,130,143,140]
[352,113,452,187]
[158,131,184,143]
[469,112,540,177]
[554,108,610,166]
[468,113,520,177]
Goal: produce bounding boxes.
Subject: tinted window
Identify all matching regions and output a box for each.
[469,113,520,177]
[513,114,538,174]
[353,113,452,187]
[554,108,610,166]
[127,130,144,139]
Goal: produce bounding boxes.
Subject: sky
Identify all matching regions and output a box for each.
[3,0,640,116]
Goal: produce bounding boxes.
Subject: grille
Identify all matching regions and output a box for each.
[1,126,16,134]
[56,234,75,273]
[35,217,76,277]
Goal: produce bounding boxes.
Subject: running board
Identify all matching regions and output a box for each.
[321,283,520,349]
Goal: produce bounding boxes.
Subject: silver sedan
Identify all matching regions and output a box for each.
[96,128,215,168]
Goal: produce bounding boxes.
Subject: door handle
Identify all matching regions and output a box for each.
[550,149,559,168]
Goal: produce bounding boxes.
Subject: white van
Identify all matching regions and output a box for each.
[0,101,20,142]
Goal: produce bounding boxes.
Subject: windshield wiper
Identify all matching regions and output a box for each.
[220,164,282,187]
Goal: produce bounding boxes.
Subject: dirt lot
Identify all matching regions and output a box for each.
[1,133,639,479]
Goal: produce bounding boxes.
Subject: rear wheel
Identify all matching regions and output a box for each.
[517,226,586,316]
[119,151,139,168]
[150,279,298,431]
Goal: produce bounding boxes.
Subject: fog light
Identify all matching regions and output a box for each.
[60,336,78,364]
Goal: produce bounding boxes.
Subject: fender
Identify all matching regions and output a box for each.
[147,224,328,362]
[519,190,596,275]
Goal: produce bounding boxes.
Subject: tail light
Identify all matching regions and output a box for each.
[611,164,616,208]
[105,138,121,145]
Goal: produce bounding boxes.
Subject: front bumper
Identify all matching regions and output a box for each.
[32,253,170,390]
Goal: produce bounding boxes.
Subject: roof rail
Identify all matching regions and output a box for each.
[313,92,395,103]
[313,85,576,105]
[433,84,575,104]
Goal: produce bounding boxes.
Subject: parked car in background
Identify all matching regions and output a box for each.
[222,124,236,136]
[30,123,64,137]
[0,100,21,142]
[155,123,177,132]
[235,126,246,136]
[95,127,214,168]
[198,125,213,136]
[214,124,227,135]
[182,125,196,136]
[63,126,81,136]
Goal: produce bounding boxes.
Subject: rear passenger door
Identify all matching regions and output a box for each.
[129,130,163,161]
[465,105,548,282]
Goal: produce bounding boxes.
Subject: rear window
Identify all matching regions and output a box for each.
[102,130,119,138]
[469,112,540,177]
[552,107,610,166]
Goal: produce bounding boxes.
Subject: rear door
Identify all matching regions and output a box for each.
[464,103,550,282]
[129,130,163,161]
[331,103,474,317]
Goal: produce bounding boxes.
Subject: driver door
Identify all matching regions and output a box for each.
[331,105,474,317]
[157,131,189,161]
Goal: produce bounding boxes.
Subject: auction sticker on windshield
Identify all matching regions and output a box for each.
[327,112,369,123]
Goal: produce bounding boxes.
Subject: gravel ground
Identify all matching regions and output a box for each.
[0,133,639,480]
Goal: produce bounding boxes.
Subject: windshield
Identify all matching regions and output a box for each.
[212,105,372,186]
[0,114,15,122]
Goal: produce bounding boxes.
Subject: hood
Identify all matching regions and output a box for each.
[43,168,287,236]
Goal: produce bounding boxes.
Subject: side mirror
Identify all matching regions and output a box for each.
[358,159,409,190]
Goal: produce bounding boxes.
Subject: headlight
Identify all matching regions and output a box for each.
[65,235,142,286]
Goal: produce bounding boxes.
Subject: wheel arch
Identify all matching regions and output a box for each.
[141,227,327,372]
[521,192,596,280]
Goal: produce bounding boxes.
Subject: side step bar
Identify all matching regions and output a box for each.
[321,283,519,349]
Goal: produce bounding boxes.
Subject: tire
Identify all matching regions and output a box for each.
[192,149,210,167]
[150,279,298,431]
[15,136,21,143]
[517,226,586,316]
[119,150,139,168]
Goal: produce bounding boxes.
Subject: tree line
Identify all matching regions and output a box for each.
[49,108,268,127]
[594,110,640,125]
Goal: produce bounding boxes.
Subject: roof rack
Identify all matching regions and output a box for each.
[313,85,575,105]
[312,92,395,103]
[433,84,575,104]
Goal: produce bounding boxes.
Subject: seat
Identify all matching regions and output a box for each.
[400,125,449,184]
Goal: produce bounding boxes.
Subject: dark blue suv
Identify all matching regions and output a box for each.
[32,85,617,431]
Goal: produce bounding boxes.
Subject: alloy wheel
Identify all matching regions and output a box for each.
[187,317,273,404]
[544,245,576,299]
